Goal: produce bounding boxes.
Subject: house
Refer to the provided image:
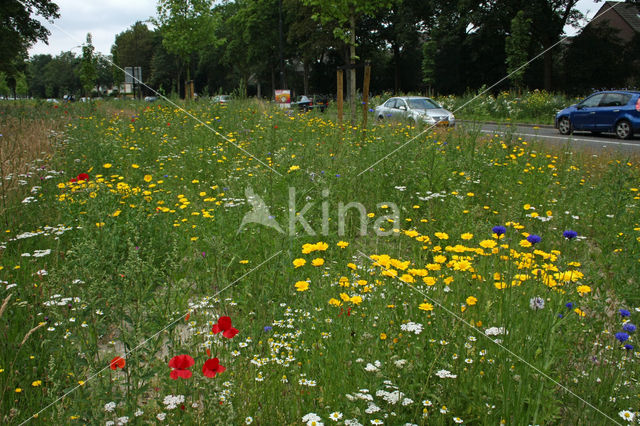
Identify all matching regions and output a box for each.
[587,1,640,43]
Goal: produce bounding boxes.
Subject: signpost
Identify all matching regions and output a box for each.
[124,67,142,99]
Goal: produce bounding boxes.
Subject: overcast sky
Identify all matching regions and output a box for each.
[28,0,604,58]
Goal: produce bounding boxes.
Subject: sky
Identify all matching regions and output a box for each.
[28,0,605,58]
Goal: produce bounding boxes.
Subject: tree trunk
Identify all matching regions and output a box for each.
[393,43,400,95]
[349,9,357,125]
[543,48,552,91]
[271,67,276,99]
[257,81,262,99]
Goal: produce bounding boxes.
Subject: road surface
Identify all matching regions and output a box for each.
[458,121,640,154]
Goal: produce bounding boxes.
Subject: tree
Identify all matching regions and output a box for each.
[111,22,159,87]
[505,10,532,90]
[154,0,220,97]
[302,0,392,123]
[79,33,97,97]
[27,54,53,98]
[0,0,59,76]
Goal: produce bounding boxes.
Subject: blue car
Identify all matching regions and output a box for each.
[555,91,640,139]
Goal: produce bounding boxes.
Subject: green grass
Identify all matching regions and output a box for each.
[0,98,639,425]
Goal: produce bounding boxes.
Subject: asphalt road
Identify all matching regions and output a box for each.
[458,121,640,154]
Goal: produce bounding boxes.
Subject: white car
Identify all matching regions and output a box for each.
[375,96,455,127]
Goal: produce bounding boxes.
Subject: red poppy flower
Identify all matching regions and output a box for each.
[168,354,195,379]
[211,316,239,339]
[77,173,90,182]
[202,357,226,378]
[69,177,77,183]
[110,356,125,370]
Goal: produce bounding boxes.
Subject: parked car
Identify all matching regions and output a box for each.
[374,96,455,127]
[555,90,640,139]
[144,96,158,102]
[212,95,231,105]
[292,95,328,112]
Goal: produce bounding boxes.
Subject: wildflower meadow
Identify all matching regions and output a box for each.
[1,98,639,425]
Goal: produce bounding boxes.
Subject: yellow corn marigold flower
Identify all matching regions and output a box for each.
[294,281,309,292]
[399,274,415,283]
[293,258,306,268]
[288,165,300,172]
[479,240,497,249]
[574,308,586,317]
[340,293,350,302]
[434,255,447,263]
[423,276,437,286]
[337,241,349,248]
[346,263,356,270]
[311,258,325,267]
[419,302,434,311]
[466,296,477,306]
[349,295,362,305]
[576,285,591,295]
[461,233,473,240]
[103,163,112,169]
[434,232,449,240]
[143,174,152,182]
[31,380,42,387]
[380,333,387,340]
[328,298,342,306]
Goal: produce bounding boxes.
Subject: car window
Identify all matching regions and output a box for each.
[384,99,397,108]
[395,99,407,109]
[407,98,440,109]
[580,94,605,108]
[600,93,631,107]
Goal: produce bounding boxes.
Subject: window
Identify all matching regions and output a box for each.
[580,94,605,108]
[600,93,632,107]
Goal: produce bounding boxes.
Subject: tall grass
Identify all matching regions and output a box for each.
[0,99,638,425]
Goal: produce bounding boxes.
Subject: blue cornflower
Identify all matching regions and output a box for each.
[620,309,631,317]
[565,302,574,309]
[563,230,578,239]
[625,344,634,351]
[623,323,636,333]
[526,234,541,245]
[263,326,273,332]
[615,332,630,342]
[492,226,506,236]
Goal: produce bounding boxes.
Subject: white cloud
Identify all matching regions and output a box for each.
[28,0,157,57]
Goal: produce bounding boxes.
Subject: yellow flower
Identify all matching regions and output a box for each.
[349,295,363,305]
[574,308,586,317]
[434,232,449,240]
[143,175,152,182]
[340,293,350,302]
[131,164,139,168]
[523,203,531,210]
[288,165,300,172]
[311,258,325,267]
[494,282,508,289]
[423,276,436,286]
[96,222,105,228]
[337,241,349,248]
[399,274,415,283]
[479,239,497,249]
[419,302,434,311]
[112,210,121,217]
[15,388,22,393]
[103,163,112,169]
[466,296,478,306]
[346,263,356,270]
[293,258,306,268]
[434,255,447,263]
[294,281,309,292]
[328,298,342,307]
[31,380,42,387]
[519,239,532,248]
[380,333,387,340]
[239,260,249,264]
[577,285,591,295]
[461,233,473,240]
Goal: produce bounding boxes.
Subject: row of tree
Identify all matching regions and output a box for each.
[3,0,640,100]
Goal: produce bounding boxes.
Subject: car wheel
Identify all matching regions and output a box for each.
[615,120,632,140]
[558,117,572,135]
[377,115,384,122]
